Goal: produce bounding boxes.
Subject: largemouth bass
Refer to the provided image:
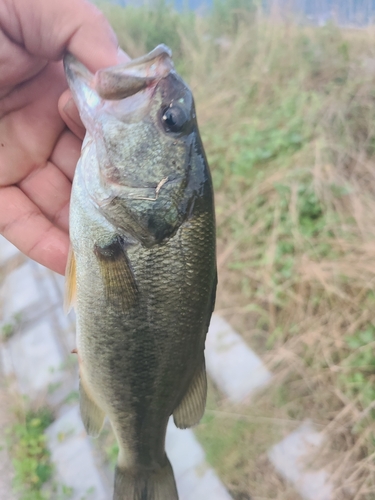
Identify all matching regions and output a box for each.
[64,45,217,500]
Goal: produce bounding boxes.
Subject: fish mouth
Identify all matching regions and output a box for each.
[94,45,174,100]
[64,45,174,103]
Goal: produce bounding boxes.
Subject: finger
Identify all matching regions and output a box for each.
[58,92,85,140]
[0,28,47,93]
[50,129,81,182]
[2,0,130,71]
[0,185,69,274]
[18,160,71,233]
[0,63,66,185]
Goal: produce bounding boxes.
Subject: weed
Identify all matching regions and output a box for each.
[1,312,22,340]
[7,407,54,500]
[106,442,119,468]
[63,391,79,405]
[341,326,375,409]
[1,323,14,340]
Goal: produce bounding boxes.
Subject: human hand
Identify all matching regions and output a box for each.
[0,0,129,274]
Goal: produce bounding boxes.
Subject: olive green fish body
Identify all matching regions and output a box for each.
[65,46,216,500]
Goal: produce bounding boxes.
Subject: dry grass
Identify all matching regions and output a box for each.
[193,17,375,500]
[82,3,375,498]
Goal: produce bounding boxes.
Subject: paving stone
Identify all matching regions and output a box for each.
[0,343,14,378]
[29,262,77,354]
[0,256,279,499]
[268,420,333,500]
[206,314,272,402]
[5,318,65,399]
[46,411,232,500]
[35,263,78,349]
[166,419,233,500]
[46,405,108,500]
[0,236,20,263]
[31,262,64,308]
[50,307,77,358]
[0,261,41,320]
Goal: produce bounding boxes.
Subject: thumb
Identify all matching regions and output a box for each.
[0,0,130,72]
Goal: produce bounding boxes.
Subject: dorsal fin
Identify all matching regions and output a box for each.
[94,236,139,310]
[64,246,77,313]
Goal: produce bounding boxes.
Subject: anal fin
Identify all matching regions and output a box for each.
[173,358,207,429]
[79,378,105,437]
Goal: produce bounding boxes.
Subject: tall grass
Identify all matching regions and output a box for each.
[96,2,375,498]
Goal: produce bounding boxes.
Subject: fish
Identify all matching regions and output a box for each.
[63,45,217,500]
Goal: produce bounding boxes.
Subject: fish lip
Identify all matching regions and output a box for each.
[64,46,175,130]
[111,44,172,72]
[63,44,174,91]
[93,44,174,101]
[64,45,174,102]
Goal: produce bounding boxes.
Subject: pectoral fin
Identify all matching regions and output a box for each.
[173,358,207,429]
[94,236,138,310]
[64,246,76,313]
[79,378,105,437]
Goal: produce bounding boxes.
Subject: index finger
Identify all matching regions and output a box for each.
[0,185,69,274]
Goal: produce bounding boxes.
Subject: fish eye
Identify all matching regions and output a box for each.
[161,104,190,134]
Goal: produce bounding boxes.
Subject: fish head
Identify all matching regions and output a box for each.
[64,45,209,246]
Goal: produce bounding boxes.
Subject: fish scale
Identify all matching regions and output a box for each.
[64,45,216,500]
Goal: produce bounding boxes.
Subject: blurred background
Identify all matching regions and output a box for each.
[2,0,375,499]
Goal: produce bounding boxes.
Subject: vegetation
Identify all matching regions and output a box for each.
[86,1,375,498]
[1,312,22,340]
[6,407,54,500]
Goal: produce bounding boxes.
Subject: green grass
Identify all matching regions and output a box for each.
[7,408,54,500]
[1,312,22,340]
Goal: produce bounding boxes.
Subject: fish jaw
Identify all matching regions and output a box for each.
[63,45,174,133]
[63,54,102,132]
[64,47,206,247]
[94,44,174,100]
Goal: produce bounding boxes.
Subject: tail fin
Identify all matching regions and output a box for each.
[113,456,178,500]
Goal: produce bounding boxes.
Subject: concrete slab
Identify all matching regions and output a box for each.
[50,306,77,358]
[0,261,41,320]
[6,319,65,398]
[46,405,108,500]
[268,420,333,500]
[166,419,233,500]
[31,262,64,307]
[0,255,282,500]
[0,344,14,378]
[0,236,20,263]
[29,262,77,353]
[206,314,272,402]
